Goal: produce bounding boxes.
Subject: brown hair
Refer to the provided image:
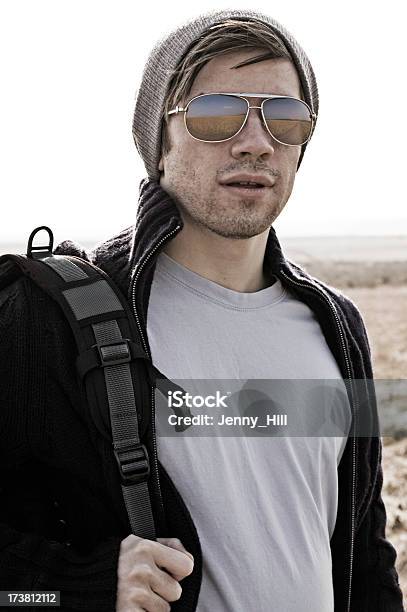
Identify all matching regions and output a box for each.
[161,19,293,155]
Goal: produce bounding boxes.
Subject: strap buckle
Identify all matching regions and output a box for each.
[95,339,132,367]
[113,441,150,485]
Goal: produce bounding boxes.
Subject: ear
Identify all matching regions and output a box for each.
[158,155,164,172]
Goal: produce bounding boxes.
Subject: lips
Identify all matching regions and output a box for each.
[218,173,274,189]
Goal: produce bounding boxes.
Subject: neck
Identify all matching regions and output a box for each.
[162,215,273,293]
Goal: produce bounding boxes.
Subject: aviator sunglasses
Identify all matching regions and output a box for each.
[168,93,317,146]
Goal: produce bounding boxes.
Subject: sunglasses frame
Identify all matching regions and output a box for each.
[168,92,317,147]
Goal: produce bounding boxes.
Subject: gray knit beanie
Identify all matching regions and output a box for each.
[132,9,319,179]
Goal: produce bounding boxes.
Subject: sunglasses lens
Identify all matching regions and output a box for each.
[186,94,247,141]
[263,98,312,145]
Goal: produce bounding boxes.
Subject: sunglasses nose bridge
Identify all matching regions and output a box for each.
[220,98,267,141]
[241,103,272,140]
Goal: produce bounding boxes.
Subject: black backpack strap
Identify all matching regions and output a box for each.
[2,227,156,539]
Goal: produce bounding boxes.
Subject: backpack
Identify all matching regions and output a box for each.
[0,226,191,540]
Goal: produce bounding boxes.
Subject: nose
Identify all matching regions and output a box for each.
[229,106,276,161]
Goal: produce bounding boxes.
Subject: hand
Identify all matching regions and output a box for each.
[116,535,194,611]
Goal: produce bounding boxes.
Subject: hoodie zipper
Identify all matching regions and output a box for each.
[280,269,357,612]
[130,225,182,522]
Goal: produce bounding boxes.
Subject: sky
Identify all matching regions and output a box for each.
[1,0,406,249]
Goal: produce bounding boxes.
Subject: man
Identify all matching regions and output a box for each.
[0,9,403,612]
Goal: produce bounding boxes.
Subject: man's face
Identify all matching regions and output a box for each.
[159,50,303,239]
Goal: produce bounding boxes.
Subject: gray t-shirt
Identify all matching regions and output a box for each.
[147,252,351,612]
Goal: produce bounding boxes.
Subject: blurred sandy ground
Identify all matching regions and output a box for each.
[283,237,407,606]
[345,286,407,607]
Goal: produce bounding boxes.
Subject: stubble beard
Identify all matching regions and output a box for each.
[176,188,283,239]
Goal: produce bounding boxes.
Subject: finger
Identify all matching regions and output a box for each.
[158,537,194,562]
[149,540,194,580]
[150,566,183,602]
[142,589,171,612]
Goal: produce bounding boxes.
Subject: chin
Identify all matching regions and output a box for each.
[207,220,272,240]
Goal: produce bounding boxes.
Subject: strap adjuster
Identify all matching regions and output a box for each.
[95,339,132,367]
[76,339,150,380]
[113,441,150,485]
